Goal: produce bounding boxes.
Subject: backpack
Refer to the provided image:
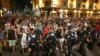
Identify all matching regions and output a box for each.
[46,32,57,44]
[67,31,75,39]
[29,34,38,42]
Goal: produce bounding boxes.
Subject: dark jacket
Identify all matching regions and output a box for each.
[46,32,57,45]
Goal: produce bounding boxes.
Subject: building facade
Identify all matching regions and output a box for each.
[0,0,10,10]
[32,0,100,18]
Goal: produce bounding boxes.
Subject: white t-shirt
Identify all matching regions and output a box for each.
[21,33,27,41]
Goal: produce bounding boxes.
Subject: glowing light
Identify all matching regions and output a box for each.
[73,0,76,8]
[59,9,63,12]
[59,9,63,18]
[90,11,93,14]
[0,10,3,17]
[87,11,89,13]
[39,0,44,7]
[52,0,58,5]
[83,0,89,9]
[30,1,32,4]
[51,9,57,14]
[78,10,81,13]
[74,10,77,13]
[65,10,68,13]
[51,0,59,7]
[36,5,39,9]
[93,0,100,10]
[86,2,89,9]
[3,8,7,11]
[98,0,100,9]
[68,0,76,8]
[0,10,2,13]
[68,0,71,8]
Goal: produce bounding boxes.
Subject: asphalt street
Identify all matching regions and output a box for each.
[2,45,100,56]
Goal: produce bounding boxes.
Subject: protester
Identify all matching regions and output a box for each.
[6,25,17,53]
[21,28,29,55]
[65,26,76,56]
[45,27,57,56]
[28,29,39,56]
[0,12,100,56]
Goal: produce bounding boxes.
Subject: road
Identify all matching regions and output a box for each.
[2,45,100,56]
[2,38,100,56]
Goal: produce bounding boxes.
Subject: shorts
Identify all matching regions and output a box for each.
[21,41,28,48]
[8,40,16,47]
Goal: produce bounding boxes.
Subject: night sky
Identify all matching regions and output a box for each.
[11,0,32,11]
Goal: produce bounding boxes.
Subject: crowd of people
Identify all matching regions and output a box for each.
[0,14,100,56]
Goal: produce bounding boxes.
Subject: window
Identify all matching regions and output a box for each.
[94,0,98,3]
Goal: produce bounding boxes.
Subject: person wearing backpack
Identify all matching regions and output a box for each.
[45,27,57,56]
[28,29,39,56]
[65,26,76,56]
[77,26,87,56]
